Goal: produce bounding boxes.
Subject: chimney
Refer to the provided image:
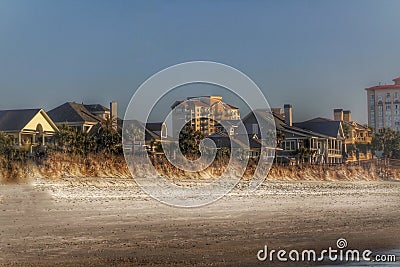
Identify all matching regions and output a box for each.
[333,109,343,121]
[343,110,352,122]
[284,104,293,126]
[110,101,118,130]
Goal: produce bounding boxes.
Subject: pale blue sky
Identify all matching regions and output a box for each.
[1,0,400,123]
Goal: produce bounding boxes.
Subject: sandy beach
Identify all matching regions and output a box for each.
[0,178,399,267]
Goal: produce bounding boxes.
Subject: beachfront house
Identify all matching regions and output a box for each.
[47,101,119,134]
[293,117,345,164]
[333,109,373,162]
[123,120,169,154]
[206,132,265,159]
[0,109,59,152]
[242,105,345,164]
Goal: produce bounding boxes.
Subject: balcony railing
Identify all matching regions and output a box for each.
[328,149,342,155]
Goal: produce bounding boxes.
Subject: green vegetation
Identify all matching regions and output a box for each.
[292,147,315,164]
[372,128,400,159]
[0,123,123,182]
[0,132,28,161]
[178,123,204,158]
[52,123,122,156]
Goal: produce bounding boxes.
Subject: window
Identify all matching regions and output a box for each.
[378,95,383,101]
[283,140,296,151]
[387,92,391,99]
[386,105,391,110]
[370,94,375,100]
[395,92,399,99]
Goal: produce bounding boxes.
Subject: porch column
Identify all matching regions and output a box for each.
[326,139,329,163]
[42,134,45,146]
[18,132,22,146]
[31,134,35,154]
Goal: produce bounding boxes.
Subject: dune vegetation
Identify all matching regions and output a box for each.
[1,125,400,183]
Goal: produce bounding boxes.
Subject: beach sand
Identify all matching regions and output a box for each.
[0,178,399,266]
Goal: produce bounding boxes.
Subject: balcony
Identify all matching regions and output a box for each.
[328,149,342,155]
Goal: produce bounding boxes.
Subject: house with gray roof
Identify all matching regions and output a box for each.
[242,105,344,164]
[123,120,169,154]
[0,109,58,152]
[293,117,345,164]
[48,102,118,133]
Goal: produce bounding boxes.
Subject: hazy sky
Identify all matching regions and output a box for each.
[1,0,400,124]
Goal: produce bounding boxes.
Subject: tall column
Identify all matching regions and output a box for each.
[18,132,22,146]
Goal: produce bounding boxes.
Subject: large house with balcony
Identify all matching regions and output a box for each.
[332,109,372,162]
[0,109,59,152]
[242,104,345,164]
[292,117,345,164]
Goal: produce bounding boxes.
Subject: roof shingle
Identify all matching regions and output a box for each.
[48,102,101,124]
[0,109,41,132]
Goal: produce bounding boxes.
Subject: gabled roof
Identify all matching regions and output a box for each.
[0,109,41,132]
[207,132,261,149]
[293,117,344,139]
[84,104,109,113]
[145,122,167,138]
[48,102,102,124]
[145,122,163,132]
[242,109,334,139]
[222,103,239,110]
[341,120,371,131]
[0,109,58,133]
